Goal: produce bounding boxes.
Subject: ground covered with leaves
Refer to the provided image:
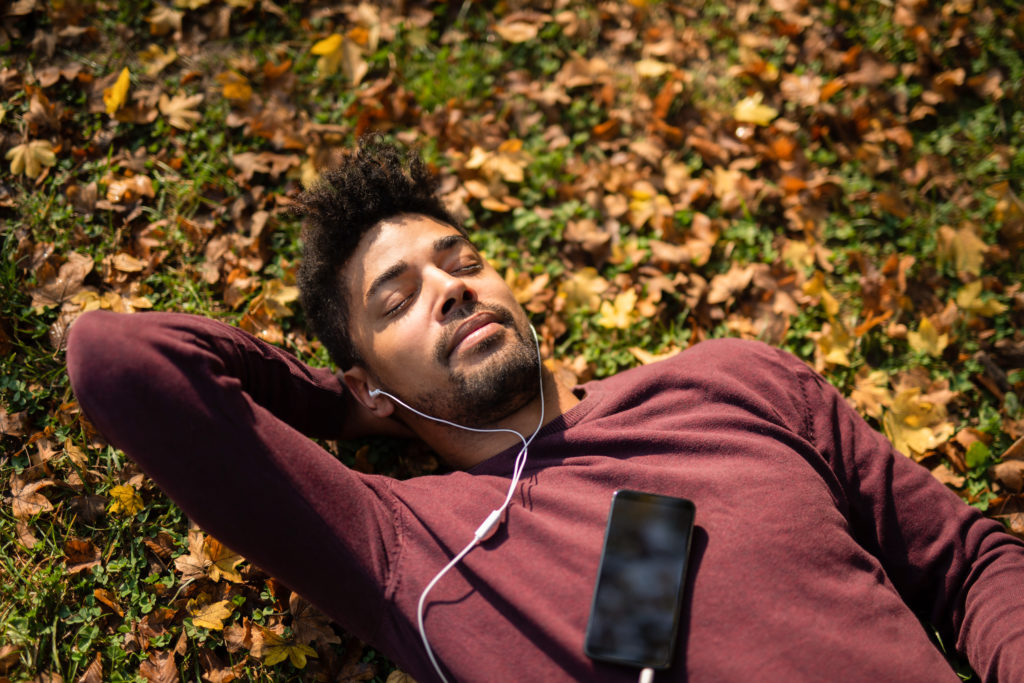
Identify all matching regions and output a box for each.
[1,0,1023,680]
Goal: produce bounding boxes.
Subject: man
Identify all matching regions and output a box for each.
[67,139,1024,682]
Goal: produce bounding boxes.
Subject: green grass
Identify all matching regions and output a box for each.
[1,0,1023,680]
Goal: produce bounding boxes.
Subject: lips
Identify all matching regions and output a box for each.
[445,310,504,358]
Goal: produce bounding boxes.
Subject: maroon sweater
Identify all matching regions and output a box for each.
[66,310,1024,682]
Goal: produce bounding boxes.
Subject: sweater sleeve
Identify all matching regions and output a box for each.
[65,309,400,641]
[786,353,1024,682]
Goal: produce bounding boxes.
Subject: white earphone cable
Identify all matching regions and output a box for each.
[370,327,546,682]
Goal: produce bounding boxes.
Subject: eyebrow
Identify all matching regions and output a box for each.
[364,234,476,303]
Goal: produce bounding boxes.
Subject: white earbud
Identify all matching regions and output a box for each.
[369,388,381,398]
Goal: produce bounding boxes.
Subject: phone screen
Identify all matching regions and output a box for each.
[584,490,696,670]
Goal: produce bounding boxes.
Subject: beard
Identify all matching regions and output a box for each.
[390,303,541,428]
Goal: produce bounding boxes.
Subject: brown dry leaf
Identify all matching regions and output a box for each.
[505,269,550,308]
[104,175,155,203]
[146,5,183,35]
[289,592,341,646]
[94,587,124,616]
[385,672,416,683]
[0,407,29,436]
[6,139,57,178]
[198,647,241,683]
[9,474,55,519]
[158,92,203,130]
[848,369,891,420]
[707,263,755,306]
[931,463,965,488]
[991,460,1024,492]
[79,653,103,683]
[0,643,20,674]
[175,527,210,580]
[64,538,101,574]
[139,648,179,683]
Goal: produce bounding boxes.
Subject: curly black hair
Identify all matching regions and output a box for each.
[294,137,464,369]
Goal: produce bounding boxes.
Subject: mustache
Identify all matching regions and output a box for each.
[433,302,518,365]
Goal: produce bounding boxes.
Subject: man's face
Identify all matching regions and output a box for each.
[344,214,539,427]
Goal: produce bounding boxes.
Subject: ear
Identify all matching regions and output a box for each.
[341,366,395,418]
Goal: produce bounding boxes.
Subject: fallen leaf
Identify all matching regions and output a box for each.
[64,538,101,574]
[158,92,203,130]
[907,316,949,357]
[733,92,777,126]
[260,627,317,669]
[109,484,144,515]
[629,346,682,365]
[139,44,178,77]
[103,67,131,115]
[310,33,367,84]
[216,71,253,103]
[849,369,891,420]
[290,592,341,646]
[956,280,1008,316]
[937,224,988,277]
[597,289,638,329]
[557,268,609,314]
[204,536,244,583]
[883,385,956,460]
[9,475,55,519]
[6,139,57,178]
[147,5,183,35]
[991,460,1024,492]
[139,648,179,683]
[188,598,234,631]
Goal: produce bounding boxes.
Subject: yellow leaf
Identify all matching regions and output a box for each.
[801,271,839,317]
[311,33,368,84]
[216,71,253,102]
[557,268,609,314]
[174,0,212,8]
[108,484,144,515]
[937,224,988,276]
[6,139,57,179]
[188,598,234,631]
[139,44,177,77]
[883,387,955,460]
[310,33,343,56]
[204,536,244,583]
[906,317,949,357]
[597,289,638,329]
[635,59,673,79]
[259,628,318,668]
[504,269,550,306]
[813,320,853,369]
[629,346,682,365]
[733,92,777,126]
[159,92,203,130]
[103,67,131,115]
[956,280,1008,316]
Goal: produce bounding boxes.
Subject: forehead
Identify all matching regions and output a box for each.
[344,214,468,303]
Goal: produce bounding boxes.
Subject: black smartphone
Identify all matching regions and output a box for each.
[584,489,696,670]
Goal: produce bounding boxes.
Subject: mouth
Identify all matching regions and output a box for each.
[445,311,505,359]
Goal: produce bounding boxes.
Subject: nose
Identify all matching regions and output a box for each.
[431,267,476,320]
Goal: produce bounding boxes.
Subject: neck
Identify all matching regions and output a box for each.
[411,368,579,470]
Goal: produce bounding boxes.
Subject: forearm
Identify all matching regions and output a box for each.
[67,309,348,441]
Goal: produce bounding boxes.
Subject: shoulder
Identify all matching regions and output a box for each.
[585,337,818,425]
